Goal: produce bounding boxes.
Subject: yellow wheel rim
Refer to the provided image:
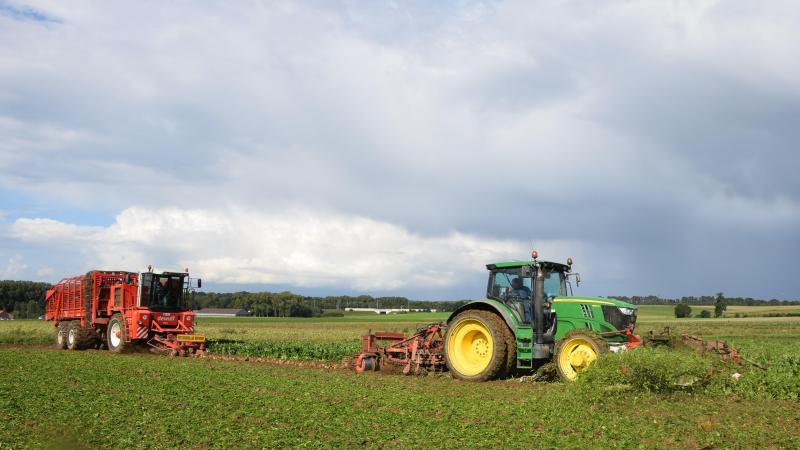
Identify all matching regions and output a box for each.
[558,338,599,381]
[446,319,494,376]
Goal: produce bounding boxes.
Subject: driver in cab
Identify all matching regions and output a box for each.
[509,277,532,322]
[155,277,171,308]
[511,277,531,300]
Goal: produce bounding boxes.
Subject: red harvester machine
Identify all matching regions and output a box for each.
[45,268,205,355]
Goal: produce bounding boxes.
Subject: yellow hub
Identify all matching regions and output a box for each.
[558,338,599,380]
[446,319,494,376]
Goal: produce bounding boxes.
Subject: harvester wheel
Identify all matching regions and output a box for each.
[66,321,82,351]
[554,330,609,381]
[107,314,130,353]
[55,322,68,350]
[445,309,510,381]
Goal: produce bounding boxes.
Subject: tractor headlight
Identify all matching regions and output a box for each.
[618,307,635,316]
[141,314,149,321]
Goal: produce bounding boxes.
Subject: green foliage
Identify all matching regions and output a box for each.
[699,310,711,318]
[674,303,692,318]
[714,292,727,317]
[2,347,799,449]
[575,346,800,401]
[577,348,712,393]
[0,324,52,344]
[208,339,359,361]
[0,280,50,318]
[191,291,466,317]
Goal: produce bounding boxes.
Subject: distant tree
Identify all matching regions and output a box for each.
[674,303,692,318]
[699,310,711,318]
[714,292,727,318]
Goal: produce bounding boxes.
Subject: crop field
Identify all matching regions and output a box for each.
[1,310,799,448]
[635,304,800,321]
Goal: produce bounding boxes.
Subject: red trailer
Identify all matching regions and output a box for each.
[45,269,205,355]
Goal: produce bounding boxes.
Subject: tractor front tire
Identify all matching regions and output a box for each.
[554,330,609,381]
[445,309,510,382]
[107,314,130,353]
[55,322,68,350]
[66,321,82,351]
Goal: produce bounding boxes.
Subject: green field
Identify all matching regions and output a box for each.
[2,310,800,448]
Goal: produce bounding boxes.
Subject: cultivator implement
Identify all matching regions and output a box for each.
[354,323,446,375]
[354,324,765,378]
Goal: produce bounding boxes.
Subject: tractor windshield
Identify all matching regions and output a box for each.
[140,273,186,312]
[487,265,567,323]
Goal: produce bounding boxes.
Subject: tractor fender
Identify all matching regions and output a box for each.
[447,300,519,332]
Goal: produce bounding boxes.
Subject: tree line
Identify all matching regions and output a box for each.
[0,280,50,319]
[190,292,470,317]
[1,278,797,319]
[609,294,800,306]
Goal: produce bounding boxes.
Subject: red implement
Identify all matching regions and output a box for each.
[355,324,447,375]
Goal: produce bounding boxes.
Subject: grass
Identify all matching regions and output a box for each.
[1,347,799,449]
[2,312,800,447]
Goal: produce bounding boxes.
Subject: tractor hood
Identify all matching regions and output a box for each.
[552,296,636,310]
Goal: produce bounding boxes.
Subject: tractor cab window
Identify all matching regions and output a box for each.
[488,268,532,301]
[543,270,567,298]
[140,274,185,311]
[488,268,532,322]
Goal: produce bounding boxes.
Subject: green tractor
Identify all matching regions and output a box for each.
[355,251,641,381]
[444,252,639,381]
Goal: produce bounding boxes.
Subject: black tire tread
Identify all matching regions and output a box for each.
[55,322,68,349]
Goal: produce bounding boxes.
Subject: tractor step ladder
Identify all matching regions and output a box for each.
[515,326,534,369]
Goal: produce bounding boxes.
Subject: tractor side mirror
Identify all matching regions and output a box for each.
[197,279,202,289]
[567,272,581,287]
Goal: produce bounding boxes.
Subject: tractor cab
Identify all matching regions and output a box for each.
[138,271,191,312]
[486,259,569,325]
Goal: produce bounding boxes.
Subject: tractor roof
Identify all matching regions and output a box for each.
[486,260,570,271]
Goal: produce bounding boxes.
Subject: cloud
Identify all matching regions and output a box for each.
[0,1,798,298]
[0,254,27,278]
[9,206,581,292]
[0,1,59,23]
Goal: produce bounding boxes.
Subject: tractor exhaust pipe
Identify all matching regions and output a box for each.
[532,264,549,359]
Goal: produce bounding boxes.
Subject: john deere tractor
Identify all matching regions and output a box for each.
[444,251,638,381]
[354,251,640,381]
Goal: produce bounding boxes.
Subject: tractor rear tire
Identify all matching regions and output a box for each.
[55,322,68,350]
[107,314,130,353]
[445,309,510,382]
[554,330,609,382]
[502,327,517,377]
[66,321,82,351]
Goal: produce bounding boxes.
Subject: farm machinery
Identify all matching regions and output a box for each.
[354,251,749,381]
[45,267,205,356]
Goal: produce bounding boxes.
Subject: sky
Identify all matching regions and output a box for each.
[0,0,798,300]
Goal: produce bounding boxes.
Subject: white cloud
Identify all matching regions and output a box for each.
[0,254,27,279]
[9,206,581,291]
